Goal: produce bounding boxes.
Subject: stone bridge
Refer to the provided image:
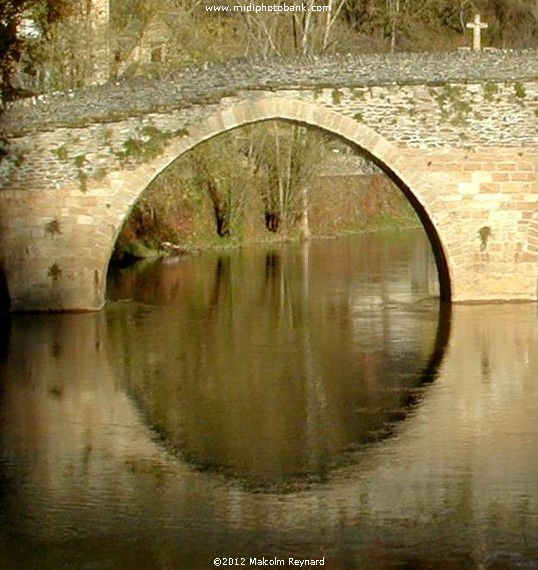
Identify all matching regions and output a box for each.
[1,51,538,311]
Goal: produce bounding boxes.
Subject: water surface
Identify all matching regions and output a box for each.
[1,230,538,568]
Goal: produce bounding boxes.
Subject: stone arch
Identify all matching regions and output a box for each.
[108,96,454,302]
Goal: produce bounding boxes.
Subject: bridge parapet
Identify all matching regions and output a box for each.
[2,50,538,135]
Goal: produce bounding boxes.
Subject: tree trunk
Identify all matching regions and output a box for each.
[206,177,230,237]
[300,185,310,241]
[265,211,280,232]
[389,0,399,53]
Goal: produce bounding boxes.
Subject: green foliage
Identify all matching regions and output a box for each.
[114,121,329,257]
[438,84,463,106]
[77,170,88,192]
[331,89,343,106]
[478,225,492,250]
[433,83,472,126]
[113,119,419,262]
[73,154,86,168]
[0,0,77,98]
[115,126,175,166]
[514,82,526,99]
[483,82,499,102]
[53,145,68,161]
[47,262,62,280]
[69,153,89,191]
[44,218,62,236]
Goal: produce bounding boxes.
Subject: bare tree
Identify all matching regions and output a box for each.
[251,123,325,234]
[240,0,352,57]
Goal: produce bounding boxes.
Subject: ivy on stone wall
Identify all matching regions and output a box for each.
[115,126,188,166]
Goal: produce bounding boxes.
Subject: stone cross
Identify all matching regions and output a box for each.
[466,14,488,51]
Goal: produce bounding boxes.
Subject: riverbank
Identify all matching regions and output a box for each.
[112,173,420,265]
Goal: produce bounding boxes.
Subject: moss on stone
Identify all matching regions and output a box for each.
[73,154,87,168]
[478,225,492,250]
[115,125,180,166]
[47,263,62,281]
[44,219,62,236]
[331,88,342,105]
[53,145,68,161]
[514,82,526,99]
[77,170,88,193]
[483,82,499,102]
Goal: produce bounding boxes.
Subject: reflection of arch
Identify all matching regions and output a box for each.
[352,298,452,450]
[122,254,452,491]
[110,97,453,301]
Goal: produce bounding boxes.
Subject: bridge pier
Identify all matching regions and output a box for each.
[4,261,107,312]
[0,193,111,311]
[1,239,108,312]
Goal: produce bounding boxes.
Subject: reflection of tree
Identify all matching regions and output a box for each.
[208,256,231,317]
[262,252,282,308]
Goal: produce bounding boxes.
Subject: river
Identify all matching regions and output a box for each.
[1,229,537,568]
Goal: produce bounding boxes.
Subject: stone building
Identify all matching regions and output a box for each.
[113,12,178,79]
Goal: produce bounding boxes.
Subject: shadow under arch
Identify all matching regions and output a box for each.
[0,264,10,314]
[108,96,453,303]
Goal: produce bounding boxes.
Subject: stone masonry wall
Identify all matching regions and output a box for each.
[0,52,537,310]
[2,79,538,196]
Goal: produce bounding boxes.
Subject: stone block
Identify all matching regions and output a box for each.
[77,215,94,225]
[459,182,480,195]
[471,171,493,183]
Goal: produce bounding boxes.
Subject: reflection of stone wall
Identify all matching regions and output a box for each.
[0,312,170,540]
[345,304,538,563]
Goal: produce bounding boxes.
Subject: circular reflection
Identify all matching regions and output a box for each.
[108,231,449,488]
